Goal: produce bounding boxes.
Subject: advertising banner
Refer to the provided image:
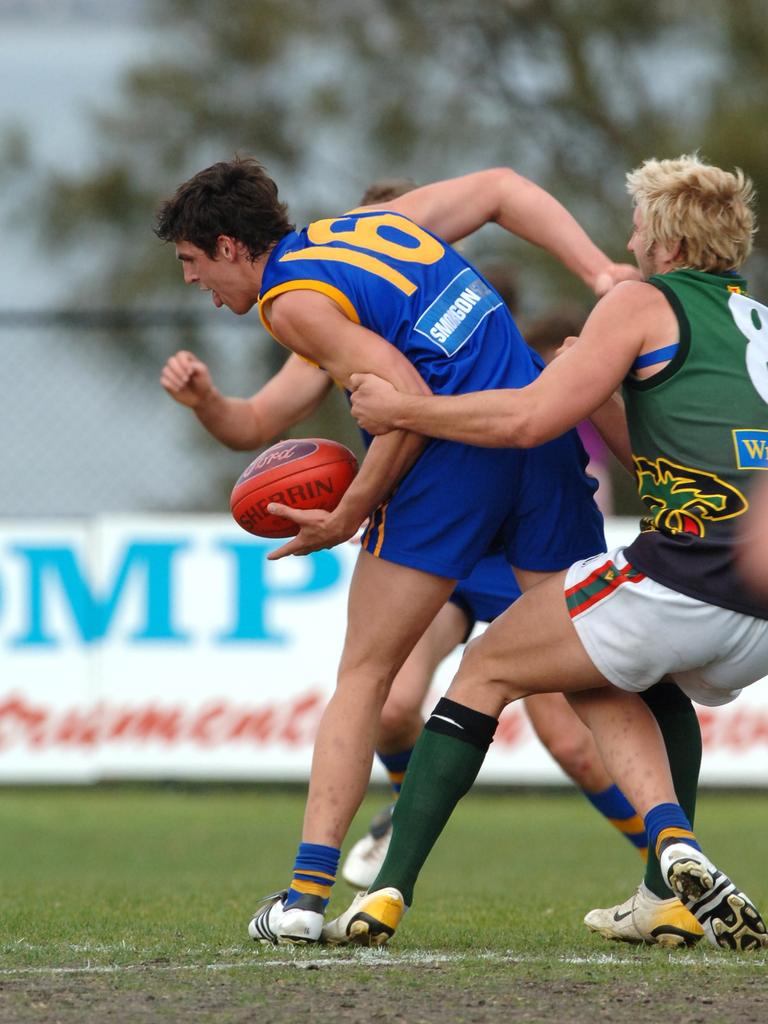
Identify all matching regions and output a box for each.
[1,516,766,785]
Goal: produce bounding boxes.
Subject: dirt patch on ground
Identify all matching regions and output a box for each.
[1,963,766,1024]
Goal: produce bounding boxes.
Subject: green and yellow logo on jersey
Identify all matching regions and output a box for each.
[633,456,748,537]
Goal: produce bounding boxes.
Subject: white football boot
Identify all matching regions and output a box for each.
[248,890,325,946]
[323,887,406,946]
[660,842,768,952]
[584,883,703,948]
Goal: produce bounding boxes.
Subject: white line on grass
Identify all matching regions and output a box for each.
[1,949,767,975]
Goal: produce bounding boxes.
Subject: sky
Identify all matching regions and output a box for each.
[0,5,158,308]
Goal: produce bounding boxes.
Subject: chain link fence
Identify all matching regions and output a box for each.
[1,310,359,518]
[3,308,641,520]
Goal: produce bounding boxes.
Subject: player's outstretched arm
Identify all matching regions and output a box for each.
[160,349,332,450]
[382,168,641,296]
[350,281,657,449]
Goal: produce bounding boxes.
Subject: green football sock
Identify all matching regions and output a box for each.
[640,682,702,898]
[370,697,497,906]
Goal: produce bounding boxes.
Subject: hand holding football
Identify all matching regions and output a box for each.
[230,438,358,538]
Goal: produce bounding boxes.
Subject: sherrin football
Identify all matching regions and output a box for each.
[230,438,359,538]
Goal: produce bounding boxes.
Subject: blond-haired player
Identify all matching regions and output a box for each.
[331,154,768,951]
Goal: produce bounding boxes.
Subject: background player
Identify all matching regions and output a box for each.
[155,158,643,945]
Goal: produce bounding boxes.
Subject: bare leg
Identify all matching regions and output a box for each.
[448,570,602,715]
[302,549,455,846]
[565,688,676,815]
[448,569,677,817]
[377,601,469,754]
[524,692,613,792]
[339,601,471,890]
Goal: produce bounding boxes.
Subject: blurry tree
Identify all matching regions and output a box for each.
[16,0,768,504]
[703,3,768,289]
[33,0,768,307]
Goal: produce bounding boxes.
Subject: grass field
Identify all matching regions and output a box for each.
[2,786,767,1023]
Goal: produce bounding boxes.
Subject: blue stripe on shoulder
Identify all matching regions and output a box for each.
[632,343,679,371]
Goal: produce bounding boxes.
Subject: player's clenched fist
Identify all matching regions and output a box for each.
[349,373,400,435]
[160,350,214,408]
[593,261,642,297]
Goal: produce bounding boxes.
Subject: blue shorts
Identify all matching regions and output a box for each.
[361,429,605,578]
[448,550,521,637]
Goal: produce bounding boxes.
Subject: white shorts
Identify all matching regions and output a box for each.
[564,546,768,707]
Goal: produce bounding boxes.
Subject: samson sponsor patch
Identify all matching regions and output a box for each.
[733,429,768,470]
[414,268,502,357]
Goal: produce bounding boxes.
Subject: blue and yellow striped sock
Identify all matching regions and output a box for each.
[284,842,340,912]
[377,748,413,796]
[584,784,648,860]
[645,802,701,861]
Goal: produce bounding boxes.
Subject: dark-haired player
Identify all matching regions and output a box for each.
[156,159,640,944]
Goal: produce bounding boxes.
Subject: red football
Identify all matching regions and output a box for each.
[230,438,359,538]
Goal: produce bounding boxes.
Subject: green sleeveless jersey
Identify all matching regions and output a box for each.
[623,268,768,618]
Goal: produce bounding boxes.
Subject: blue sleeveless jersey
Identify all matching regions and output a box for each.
[259,209,539,395]
[258,209,605,580]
